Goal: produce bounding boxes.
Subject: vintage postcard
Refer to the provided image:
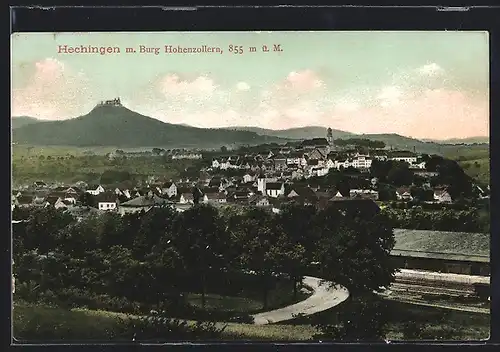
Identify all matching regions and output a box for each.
[11,31,490,343]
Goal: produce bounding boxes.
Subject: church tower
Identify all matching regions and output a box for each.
[327,127,334,148]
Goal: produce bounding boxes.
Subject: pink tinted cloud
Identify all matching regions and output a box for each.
[322,89,488,140]
[281,69,324,92]
[11,58,93,120]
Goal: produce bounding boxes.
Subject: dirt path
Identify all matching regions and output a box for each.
[252,276,349,325]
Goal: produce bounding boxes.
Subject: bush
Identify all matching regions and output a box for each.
[114,313,226,341]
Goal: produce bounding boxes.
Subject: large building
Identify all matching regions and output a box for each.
[390,228,490,276]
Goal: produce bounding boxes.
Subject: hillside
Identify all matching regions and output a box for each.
[12,116,40,129]
[423,136,489,145]
[227,126,354,140]
[11,105,287,148]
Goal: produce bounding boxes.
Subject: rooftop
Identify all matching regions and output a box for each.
[392,228,489,262]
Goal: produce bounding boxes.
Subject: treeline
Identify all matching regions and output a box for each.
[334,138,386,149]
[13,203,397,340]
[381,207,488,233]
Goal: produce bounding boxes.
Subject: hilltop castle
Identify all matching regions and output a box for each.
[98,97,122,106]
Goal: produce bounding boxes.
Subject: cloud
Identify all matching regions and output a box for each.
[236,81,250,91]
[156,74,218,96]
[320,88,488,140]
[376,86,404,107]
[11,58,94,119]
[281,69,324,91]
[418,63,445,77]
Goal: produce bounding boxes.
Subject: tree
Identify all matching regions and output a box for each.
[171,204,229,309]
[314,205,397,296]
[78,192,97,207]
[370,160,393,182]
[220,146,228,153]
[231,207,283,309]
[387,162,414,187]
[314,294,390,341]
[192,187,203,205]
[276,204,318,298]
[23,207,75,254]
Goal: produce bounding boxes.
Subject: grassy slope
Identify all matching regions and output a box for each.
[13,299,489,342]
[444,147,490,185]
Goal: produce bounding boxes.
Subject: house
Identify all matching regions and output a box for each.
[310,166,329,178]
[118,194,172,215]
[301,138,329,150]
[54,198,74,209]
[161,182,178,198]
[410,161,427,170]
[266,182,285,198]
[86,184,105,196]
[389,151,418,164]
[434,189,453,203]
[97,192,120,211]
[256,175,278,194]
[33,181,47,188]
[16,195,34,208]
[272,154,288,171]
[179,193,194,204]
[396,187,413,201]
[351,154,372,170]
[171,152,202,160]
[308,148,327,160]
[391,228,490,276]
[287,186,318,205]
[227,190,251,203]
[204,193,227,204]
[286,152,307,167]
[248,194,270,207]
[11,194,19,210]
[349,189,379,201]
[243,173,256,184]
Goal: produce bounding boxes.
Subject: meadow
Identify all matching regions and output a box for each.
[13,299,489,342]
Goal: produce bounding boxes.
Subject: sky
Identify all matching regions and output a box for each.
[11,31,489,140]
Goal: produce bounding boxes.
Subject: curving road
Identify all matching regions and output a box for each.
[252,276,349,325]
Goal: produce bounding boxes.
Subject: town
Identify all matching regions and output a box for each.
[13,129,488,217]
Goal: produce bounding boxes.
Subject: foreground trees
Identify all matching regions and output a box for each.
[13,202,396,340]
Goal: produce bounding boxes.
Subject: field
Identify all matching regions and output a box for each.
[12,145,202,186]
[12,298,489,342]
[443,145,490,185]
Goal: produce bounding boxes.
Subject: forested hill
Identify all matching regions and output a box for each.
[11,105,287,148]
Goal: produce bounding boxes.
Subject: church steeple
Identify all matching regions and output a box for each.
[327,127,334,146]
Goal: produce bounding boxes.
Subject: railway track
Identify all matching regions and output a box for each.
[389,282,474,297]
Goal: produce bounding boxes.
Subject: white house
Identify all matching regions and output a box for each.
[162,182,178,198]
[97,192,119,211]
[257,176,278,194]
[86,185,105,196]
[349,189,379,200]
[396,187,413,201]
[410,161,427,169]
[351,154,372,169]
[179,193,194,204]
[265,182,285,198]
[243,173,256,184]
[434,189,453,203]
[310,166,329,177]
[389,151,418,164]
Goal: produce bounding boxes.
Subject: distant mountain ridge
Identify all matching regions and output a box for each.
[11,116,41,129]
[11,109,488,153]
[227,126,354,140]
